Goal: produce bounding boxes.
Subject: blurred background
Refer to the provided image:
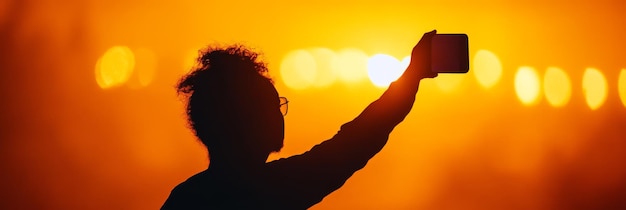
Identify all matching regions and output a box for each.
[1,0,625,209]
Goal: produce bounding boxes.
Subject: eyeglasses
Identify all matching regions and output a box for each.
[279,96,289,116]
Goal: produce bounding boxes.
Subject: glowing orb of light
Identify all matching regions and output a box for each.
[543,67,571,107]
[367,54,403,88]
[514,66,541,105]
[332,48,369,84]
[95,46,135,89]
[280,50,317,90]
[472,50,502,89]
[309,48,338,88]
[582,68,608,110]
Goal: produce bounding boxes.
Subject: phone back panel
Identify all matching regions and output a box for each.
[431,34,469,73]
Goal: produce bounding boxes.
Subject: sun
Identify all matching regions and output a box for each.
[367,54,404,88]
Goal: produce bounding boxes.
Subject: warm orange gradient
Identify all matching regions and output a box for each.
[1,0,626,209]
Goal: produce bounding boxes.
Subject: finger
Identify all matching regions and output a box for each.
[421,30,437,42]
[426,29,437,37]
[415,29,438,50]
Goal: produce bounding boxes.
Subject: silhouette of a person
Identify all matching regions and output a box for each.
[161,30,438,209]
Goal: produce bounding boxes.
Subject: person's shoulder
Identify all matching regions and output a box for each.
[161,171,214,209]
[176,170,214,193]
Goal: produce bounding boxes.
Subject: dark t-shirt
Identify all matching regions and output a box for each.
[162,119,393,209]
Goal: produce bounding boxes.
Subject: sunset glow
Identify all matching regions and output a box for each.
[4,1,626,210]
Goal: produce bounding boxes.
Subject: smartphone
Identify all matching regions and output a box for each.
[431,34,469,73]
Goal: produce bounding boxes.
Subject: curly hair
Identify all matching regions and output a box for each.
[177,45,272,95]
[176,45,275,149]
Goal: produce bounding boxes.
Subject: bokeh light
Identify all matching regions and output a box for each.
[309,48,338,88]
[514,66,541,105]
[127,48,157,88]
[367,54,403,88]
[332,48,369,84]
[280,49,317,90]
[543,67,571,107]
[472,49,502,88]
[620,69,626,107]
[582,67,608,110]
[95,46,135,89]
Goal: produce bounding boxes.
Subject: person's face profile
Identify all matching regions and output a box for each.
[250,85,285,153]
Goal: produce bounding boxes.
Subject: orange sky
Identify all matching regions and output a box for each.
[1,0,625,209]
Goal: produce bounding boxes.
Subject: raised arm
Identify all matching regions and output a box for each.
[284,30,439,167]
[354,30,438,139]
[329,30,439,160]
[267,31,439,209]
